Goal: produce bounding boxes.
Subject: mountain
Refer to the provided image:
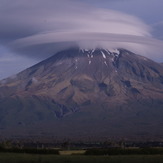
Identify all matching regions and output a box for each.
[0,47,163,141]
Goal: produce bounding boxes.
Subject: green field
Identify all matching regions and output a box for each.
[0,153,163,163]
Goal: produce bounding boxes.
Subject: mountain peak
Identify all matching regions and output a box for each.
[0,48,163,140]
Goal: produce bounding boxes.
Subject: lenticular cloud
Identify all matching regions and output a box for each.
[0,0,163,61]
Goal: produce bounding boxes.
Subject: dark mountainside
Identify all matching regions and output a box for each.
[0,47,163,141]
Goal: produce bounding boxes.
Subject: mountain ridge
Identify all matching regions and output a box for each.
[0,47,163,140]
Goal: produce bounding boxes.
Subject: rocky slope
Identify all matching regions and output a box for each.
[0,48,163,140]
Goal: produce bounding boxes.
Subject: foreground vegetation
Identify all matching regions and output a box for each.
[0,153,163,163]
[85,147,163,155]
[1,145,163,155]
[1,140,163,162]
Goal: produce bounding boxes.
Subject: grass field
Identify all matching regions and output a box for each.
[0,153,163,163]
[59,150,86,155]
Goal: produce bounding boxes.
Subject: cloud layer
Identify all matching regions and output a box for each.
[0,0,163,61]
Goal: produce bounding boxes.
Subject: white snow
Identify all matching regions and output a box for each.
[80,49,96,54]
[105,49,111,55]
[92,49,95,53]
[104,61,108,66]
[101,51,106,59]
[81,49,84,53]
[89,60,91,64]
[104,49,120,56]
[110,49,120,55]
[90,49,94,57]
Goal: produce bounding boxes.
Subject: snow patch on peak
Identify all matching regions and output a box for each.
[80,48,120,59]
[105,49,120,56]
[105,49,111,55]
[80,48,94,53]
[101,51,106,59]
[80,49,83,52]
[110,49,120,55]
[91,49,95,53]
[104,61,108,66]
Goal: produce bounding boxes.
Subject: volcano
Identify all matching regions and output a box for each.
[0,48,163,140]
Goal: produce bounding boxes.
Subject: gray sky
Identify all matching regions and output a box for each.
[0,0,163,79]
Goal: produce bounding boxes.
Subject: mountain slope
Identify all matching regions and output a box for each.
[0,48,163,140]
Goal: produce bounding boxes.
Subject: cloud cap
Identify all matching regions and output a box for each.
[0,0,163,61]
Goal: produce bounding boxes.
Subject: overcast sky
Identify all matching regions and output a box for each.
[0,0,163,79]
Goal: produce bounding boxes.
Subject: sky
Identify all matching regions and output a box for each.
[0,0,163,79]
